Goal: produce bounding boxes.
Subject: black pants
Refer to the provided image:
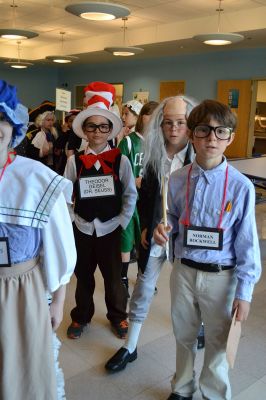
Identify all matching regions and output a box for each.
[71,224,128,324]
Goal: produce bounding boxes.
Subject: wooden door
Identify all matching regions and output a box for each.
[160,81,185,101]
[217,80,253,158]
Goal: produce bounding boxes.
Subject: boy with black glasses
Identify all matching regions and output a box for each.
[65,82,137,340]
[154,99,261,400]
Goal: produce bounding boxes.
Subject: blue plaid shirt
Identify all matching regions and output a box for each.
[168,157,261,302]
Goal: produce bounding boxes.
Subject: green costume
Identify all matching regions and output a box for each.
[118,132,143,252]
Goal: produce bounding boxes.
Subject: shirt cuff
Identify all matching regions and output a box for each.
[235,279,255,302]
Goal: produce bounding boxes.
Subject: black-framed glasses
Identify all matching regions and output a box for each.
[84,123,111,134]
[161,119,187,129]
[194,125,233,140]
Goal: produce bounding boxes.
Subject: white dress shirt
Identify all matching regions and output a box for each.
[64,144,137,237]
[150,144,189,257]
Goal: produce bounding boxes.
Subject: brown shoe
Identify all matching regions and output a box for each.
[67,321,86,339]
[111,320,128,339]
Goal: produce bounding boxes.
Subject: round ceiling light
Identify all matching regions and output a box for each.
[193,33,244,46]
[65,2,130,21]
[46,55,79,64]
[0,29,38,40]
[5,61,34,69]
[104,46,144,56]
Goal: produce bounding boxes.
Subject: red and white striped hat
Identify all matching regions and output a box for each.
[73,81,122,140]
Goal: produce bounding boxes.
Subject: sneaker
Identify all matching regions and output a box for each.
[67,321,86,339]
[111,320,128,339]
[122,277,130,298]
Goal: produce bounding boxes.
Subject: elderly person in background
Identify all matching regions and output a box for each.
[27,110,58,169]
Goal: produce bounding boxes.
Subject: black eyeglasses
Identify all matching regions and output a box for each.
[84,123,111,134]
[194,125,233,140]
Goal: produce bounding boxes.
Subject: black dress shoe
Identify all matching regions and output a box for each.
[167,393,192,400]
[105,347,137,372]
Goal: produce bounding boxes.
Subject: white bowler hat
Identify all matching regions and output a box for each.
[73,81,122,140]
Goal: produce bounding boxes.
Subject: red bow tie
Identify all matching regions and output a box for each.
[79,148,120,175]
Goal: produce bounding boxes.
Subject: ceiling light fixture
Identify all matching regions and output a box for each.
[4,40,33,69]
[193,0,244,46]
[0,1,38,40]
[104,17,144,56]
[65,1,130,21]
[45,32,79,64]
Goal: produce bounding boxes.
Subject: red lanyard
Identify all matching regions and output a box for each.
[0,151,16,183]
[182,163,228,230]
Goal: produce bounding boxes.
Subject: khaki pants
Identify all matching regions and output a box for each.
[170,260,237,400]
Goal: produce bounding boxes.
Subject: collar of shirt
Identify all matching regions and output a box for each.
[84,143,111,170]
[191,156,228,184]
[135,131,144,141]
[166,143,188,175]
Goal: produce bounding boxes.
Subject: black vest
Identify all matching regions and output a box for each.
[74,151,123,222]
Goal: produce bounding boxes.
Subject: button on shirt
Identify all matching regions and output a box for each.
[150,144,189,257]
[167,157,261,302]
[64,144,137,237]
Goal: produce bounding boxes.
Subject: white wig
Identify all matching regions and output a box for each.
[142,95,198,186]
[35,110,56,128]
[35,111,57,138]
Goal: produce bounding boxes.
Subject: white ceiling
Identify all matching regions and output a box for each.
[0,0,266,65]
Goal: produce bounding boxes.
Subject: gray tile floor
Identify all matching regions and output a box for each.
[58,203,266,399]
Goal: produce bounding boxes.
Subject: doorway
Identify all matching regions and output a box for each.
[252,80,266,156]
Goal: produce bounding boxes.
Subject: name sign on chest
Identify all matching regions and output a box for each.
[0,238,11,267]
[79,174,116,199]
[183,226,223,250]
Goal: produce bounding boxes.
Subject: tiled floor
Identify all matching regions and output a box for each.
[58,202,266,400]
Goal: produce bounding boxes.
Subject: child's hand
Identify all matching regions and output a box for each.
[40,143,49,157]
[153,223,172,246]
[232,299,250,321]
[141,228,149,249]
[49,285,66,331]
[135,176,142,189]
[50,300,64,331]
[61,122,69,132]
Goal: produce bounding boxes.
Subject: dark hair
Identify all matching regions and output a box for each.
[135,101,159,133]
[187,99,237,132]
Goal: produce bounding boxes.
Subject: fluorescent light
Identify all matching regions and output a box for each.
[65,2,130,21]
[105,46,144,56]
[46,55,79,64]
[193,1,244,46]
[80,12,115,20]
[194,33,244,46]
[0,29,38,40]
[104,18,144,57]
[5,61,33,69]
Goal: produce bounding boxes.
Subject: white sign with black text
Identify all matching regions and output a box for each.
[56,88,71,112]
[183,226,223,250]
[79,175,115,199]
